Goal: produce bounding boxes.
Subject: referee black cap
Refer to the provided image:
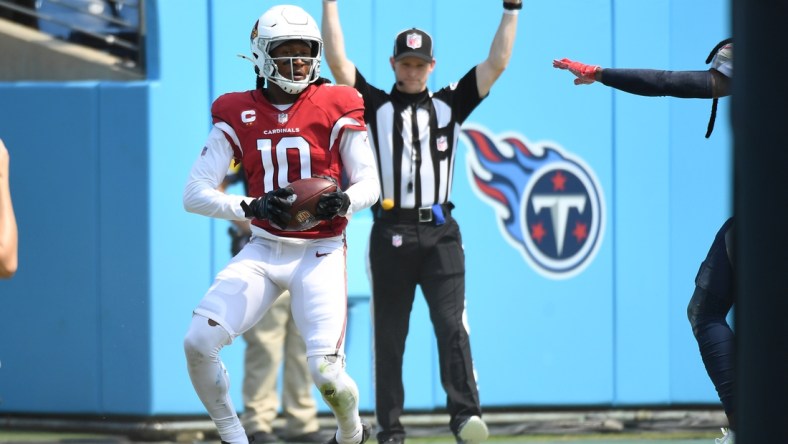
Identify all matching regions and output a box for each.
[393,28,434,62]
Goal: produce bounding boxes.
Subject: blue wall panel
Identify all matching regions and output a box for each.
[97,83,151,413]
[0,83,149,413]
[147,0,216,414]
[0,85,102,412]
[610,0,673,406]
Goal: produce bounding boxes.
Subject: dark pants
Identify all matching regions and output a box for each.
[369,215,481,441]
[687,217,735,420]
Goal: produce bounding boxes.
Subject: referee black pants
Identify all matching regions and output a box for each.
[368,216,481,441]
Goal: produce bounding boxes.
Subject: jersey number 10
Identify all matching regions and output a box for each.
[257,136,312,190]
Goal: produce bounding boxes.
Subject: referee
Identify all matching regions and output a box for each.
[322,2,522,443]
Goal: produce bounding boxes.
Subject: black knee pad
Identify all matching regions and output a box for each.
[687,286,707,331]
[694,221,734,303]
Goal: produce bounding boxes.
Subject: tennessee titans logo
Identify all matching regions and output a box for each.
[461,125,605,279]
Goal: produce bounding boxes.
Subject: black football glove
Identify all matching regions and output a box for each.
[316,190,350,220]
[241,187,295,229]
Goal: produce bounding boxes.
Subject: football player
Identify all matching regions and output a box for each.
[554,39,735,444]
[182,5,379,444]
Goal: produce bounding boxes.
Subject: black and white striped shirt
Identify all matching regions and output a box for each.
[354,68,483,210]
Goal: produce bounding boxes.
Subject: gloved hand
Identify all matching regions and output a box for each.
[552,58,600,85]
[316,190,350,220]
[241,187,295,229]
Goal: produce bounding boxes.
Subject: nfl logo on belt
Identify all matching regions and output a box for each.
[278,113,288,125]
[392,234,403,248]
[406,33,422,49]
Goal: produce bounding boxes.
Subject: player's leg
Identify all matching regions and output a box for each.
[419,220,486,442]
[184,244,283,444]
[687,217,735,429]
[240,290,289,442]
[184,315,243,442]
[290,238,369,444]
[280,291,322,440]
[368,222,420,443]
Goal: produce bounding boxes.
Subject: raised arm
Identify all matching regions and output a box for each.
[553,58,732,99]
[0,139,18,278]
[552,52,732,137]
[321,0,357,87]
[475,0,523,97]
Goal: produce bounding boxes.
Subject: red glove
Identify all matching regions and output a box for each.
[552,58,600,85]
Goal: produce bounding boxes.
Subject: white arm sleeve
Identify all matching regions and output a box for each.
[183,127,250,220]
[339,129,380,217]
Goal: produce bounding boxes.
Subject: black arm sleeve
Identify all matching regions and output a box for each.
[600,69,714,99]
[449,67,484,124]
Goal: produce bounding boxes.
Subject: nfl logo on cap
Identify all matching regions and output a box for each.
[394,28,433,62]
[406,33,422,50]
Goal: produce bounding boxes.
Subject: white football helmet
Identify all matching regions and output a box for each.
[250,5,323,94]
[706,38,733,79]
[710,43,733,78]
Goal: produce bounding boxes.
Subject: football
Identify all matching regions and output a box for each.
[282,177,338,231]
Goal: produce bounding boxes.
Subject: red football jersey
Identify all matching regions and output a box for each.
[211,82,366,239]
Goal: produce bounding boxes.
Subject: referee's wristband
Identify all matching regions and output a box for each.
[503,1,523,10]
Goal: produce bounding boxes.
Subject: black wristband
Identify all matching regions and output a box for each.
[503,1,523,10]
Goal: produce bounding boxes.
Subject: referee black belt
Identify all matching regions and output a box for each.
[375,203,453,224]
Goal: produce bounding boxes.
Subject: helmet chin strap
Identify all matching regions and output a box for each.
[238,53,265,80]
[237,53,255,64]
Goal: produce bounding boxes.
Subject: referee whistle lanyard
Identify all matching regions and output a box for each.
[390,88,444,208]
[409,103,422,194]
